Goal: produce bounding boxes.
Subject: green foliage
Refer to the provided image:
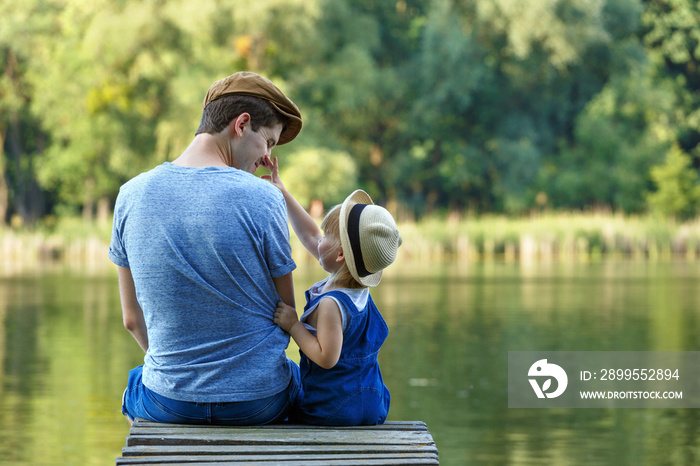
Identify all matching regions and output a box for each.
[641,0,700,170]
[1,0,700,224]
[647,145,700,219]
[547,64,675,212]
[277,147,358,209]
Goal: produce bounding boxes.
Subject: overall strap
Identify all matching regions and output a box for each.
[304,289,360,314]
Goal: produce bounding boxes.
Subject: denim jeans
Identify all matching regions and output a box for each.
[122,361,301,425]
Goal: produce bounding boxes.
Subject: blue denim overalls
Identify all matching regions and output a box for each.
[295,289,390,425]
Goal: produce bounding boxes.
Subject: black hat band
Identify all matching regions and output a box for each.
[348,204,370,278]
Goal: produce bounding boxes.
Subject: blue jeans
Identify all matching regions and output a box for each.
[122,361,301,425]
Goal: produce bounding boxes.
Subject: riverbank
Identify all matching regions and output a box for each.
[399,212,700,262]
[1,213,699,272]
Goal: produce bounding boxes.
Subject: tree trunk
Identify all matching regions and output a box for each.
[83,177,95,222]
[0,127,8,226]
[97,195,111,226]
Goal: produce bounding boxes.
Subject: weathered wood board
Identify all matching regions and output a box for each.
[116,418,439,465]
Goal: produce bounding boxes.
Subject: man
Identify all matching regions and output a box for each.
[109,72,302,425]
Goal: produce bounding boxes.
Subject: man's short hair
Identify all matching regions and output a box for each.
[195,94,287,136]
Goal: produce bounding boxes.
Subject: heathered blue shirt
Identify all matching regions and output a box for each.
[109,162,296,402]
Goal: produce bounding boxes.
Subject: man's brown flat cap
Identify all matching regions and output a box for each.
[203,72,302,145]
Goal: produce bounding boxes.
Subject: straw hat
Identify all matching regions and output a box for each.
[339,190,402,287]
[203,71,302,145]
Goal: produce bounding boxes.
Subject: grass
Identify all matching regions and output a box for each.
[396,212,700,262]
[1,212,699,270]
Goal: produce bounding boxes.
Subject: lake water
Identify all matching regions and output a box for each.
[1,258,699,465]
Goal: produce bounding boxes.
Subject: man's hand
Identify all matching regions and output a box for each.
[273,300,300,333]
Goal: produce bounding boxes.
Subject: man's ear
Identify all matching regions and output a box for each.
[336,247,346,263]
[230,113,251,138]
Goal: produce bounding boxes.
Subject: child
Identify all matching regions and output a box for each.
[261,155,402,426]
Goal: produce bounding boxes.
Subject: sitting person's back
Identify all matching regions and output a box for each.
[110,71,304,425]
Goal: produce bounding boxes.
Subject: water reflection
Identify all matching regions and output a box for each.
[377,260,700,465]
[0,274,136,465]
[0,260,699,465]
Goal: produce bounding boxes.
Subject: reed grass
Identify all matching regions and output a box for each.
[1,212,699,270]
[0,217,113,273]
[396,212,700,262]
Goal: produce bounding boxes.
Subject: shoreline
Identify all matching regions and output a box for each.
[1,213,698,272]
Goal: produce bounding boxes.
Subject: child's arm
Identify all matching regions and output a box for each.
[273,300,343,370]
[262,156,322,260]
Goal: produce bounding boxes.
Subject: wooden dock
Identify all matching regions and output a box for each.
[117,418,439,465]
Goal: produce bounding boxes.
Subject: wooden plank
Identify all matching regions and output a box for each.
[125,430,434,447]
[131,419,428,431]
[127,423,430,436]
[117,453,438,462]
[117,455,440,466]
[117,452,438,464]
[122,444,438,456]
[118,452,441,464]
[117,457,439,466]
[118,418,439,465]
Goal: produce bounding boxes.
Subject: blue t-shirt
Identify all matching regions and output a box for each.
[109,162,296,402]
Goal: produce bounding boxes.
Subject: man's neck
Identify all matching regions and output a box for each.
[172,134,234,168]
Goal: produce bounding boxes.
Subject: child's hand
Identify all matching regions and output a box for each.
[260,156,286,192]
[273,301,299,333]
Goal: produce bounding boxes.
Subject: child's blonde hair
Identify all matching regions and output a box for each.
[321,205,365,289]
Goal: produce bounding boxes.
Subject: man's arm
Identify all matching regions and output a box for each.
[118,266,149,352]
[272,271,295,309]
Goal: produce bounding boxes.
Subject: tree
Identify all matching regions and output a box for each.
[546,63,675,212]
[642,0,700,155]
[277,147,358,212]
[29,0,196,221]
[24,0,326,222]
[647,145,700,219]
[2,0,700,224]
[400,0,648,213]
[0,0,57,225]
[283,0,410,205]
